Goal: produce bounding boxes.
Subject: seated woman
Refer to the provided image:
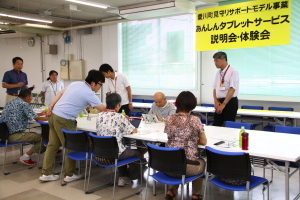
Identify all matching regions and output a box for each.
[96,93,143,187]
[164,91,207,200]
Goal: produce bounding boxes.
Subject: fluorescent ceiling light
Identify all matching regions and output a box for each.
[0,13,53,23]
[65,0,109,9]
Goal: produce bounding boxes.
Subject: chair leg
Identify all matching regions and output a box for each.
[2,145,8,175]
[112,163,118,200]
[37,139,42,169]
[20,143,24,156]
[145,166,150,200]
[267,182,270,200]
[203,173,208,200]
[164,184,168,195]
[60,148,66,186]
[181,175,185,200]
[140,160,143,193]
[85,158,93,194]
[246,182,250,200]
[153,169,156,195]
[83,153,88,192]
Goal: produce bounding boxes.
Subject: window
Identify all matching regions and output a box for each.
[121,14,197,95]
[220,0,300,102]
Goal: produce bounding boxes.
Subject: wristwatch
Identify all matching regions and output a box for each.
[129,102,133,104]
[223,101,227,105]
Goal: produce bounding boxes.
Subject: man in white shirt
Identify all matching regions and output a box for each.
[99,64,133,116]
[212,52,239,126]
[148,92,176,122]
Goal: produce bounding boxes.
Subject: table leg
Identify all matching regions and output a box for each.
[285,161,290,200]
[205,113,208,125]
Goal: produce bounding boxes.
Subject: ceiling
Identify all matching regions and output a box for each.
[0,0,228,38]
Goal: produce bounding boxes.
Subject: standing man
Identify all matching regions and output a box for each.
[99,64,133,116]
[212,52,239,126]
[2,57,34,104]
[39,70,106,182]
[148,92,176,122]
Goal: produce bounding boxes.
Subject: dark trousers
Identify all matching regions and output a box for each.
[213,97,238,127]
[118,148,142,180]
[118,104,131,116]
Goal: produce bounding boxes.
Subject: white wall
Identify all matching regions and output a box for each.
[0,37,43,106]
[0,25,108,107]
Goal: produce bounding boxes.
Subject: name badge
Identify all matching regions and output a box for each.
[220,86,226,91]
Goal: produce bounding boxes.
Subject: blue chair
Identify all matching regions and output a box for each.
[86,133,142,199]
[274,125,300,135]
[269,126,300,177]
[204,146,269,200]
[263,107,293,131]
[241,105,264,129]
[200,103,214,125]
[224,121,254,130]
[145,143,204,200]
[132,98,144,103]
[60,129,91,192]
[0,121,34,175]
[145,99,154,103]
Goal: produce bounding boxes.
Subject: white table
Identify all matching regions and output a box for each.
[133,102,300,126]
[77,117,300,200]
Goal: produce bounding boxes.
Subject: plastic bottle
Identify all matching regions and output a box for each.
[239,126,245,148]
[242,132,249,150]
[121,109,126,115]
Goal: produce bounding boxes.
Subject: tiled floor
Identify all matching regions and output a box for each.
[0,128,299,200]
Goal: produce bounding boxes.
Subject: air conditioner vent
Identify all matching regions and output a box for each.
[119,0,195,20]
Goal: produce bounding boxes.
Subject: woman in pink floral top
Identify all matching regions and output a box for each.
[164,91,207,200]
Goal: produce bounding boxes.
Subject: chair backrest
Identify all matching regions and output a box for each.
[37,120,49,141]
[224,121,253,130]
[269,107,293,112]
[147,143,187,176]
[62,129,89,152]
[145,99,154,103]
[241,105,264,110]
[132,99,144,103]
[201,103,214,107]
[268,107,293,121]
[241,105,264,119]
[88,133,119,159]
[206,146,251,182]
[274,125,300,135]
[0,121,9,142]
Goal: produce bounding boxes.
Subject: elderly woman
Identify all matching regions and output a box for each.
[96,93,143,187]
[164,91,207,200]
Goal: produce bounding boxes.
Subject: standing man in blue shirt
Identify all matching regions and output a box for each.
[2,57,35,104]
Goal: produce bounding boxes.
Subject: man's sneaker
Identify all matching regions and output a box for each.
[19,159,36,166]
[39,174,60,182]
[118,177,132,187]
[64,174,83,182]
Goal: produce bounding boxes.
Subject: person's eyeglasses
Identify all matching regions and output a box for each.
[97,83,103,86]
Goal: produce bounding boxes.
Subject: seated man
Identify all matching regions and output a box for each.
[0,88,48,165]
[96,93,142,187]
[148,92,176,122]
